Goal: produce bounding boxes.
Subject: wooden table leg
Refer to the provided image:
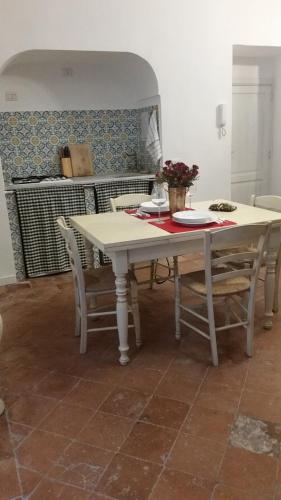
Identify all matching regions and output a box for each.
[112,252,130,365]
[264,228,279,330]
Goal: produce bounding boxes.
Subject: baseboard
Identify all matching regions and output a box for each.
[0,275,17,286]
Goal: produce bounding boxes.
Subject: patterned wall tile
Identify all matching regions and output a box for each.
[0,107,156,183]
[5,192,26,280]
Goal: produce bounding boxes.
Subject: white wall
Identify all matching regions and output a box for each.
[2,0,281,282]
[0,51,158,111]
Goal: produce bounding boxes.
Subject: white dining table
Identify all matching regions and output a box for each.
[70,200,281,365]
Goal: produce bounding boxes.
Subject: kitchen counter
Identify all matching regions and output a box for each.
[5,173,155,191]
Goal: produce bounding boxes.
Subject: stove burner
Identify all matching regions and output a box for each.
[12,175,69,184]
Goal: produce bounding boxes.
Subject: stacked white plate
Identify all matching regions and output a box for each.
[140,201,170,213]
[172,210,218,226]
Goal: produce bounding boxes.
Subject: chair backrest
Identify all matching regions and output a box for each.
[251,195,281,212]
[57,216,86,311]
[204,223,271,294]
[110,193,151,212]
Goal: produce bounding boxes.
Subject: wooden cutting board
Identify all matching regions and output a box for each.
[69,144,94,177]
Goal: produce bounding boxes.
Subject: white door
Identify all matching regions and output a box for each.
[231,85,272,204]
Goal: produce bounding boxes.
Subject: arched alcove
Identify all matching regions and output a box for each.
[0,49,159,110]
[0,49,161,180]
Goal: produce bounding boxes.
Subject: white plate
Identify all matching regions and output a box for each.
[173,218,218,226]
[172,210,214,224]
[140,201,170,213]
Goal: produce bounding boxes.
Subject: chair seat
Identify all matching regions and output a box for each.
[84,266,116,292]
[181,268,250,296]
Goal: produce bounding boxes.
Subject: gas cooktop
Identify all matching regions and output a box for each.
[12,175,72,184]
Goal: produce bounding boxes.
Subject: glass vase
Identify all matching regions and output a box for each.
[168,187,187,215]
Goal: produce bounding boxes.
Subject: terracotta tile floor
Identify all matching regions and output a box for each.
[1,262,281,499]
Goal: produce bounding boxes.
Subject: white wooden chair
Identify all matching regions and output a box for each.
[251,195,281,312]
[174,223,271,366]
[0,314,5,415]
[215,195,281,312]
[57,217,141,354]
[110,193,175,286]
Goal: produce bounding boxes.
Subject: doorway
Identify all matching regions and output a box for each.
[231,83,272,203]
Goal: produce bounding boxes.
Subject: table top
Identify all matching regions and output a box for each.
[70,200,281,253]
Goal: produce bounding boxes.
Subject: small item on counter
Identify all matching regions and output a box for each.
[60,145,73,177]
[209,201,237,212]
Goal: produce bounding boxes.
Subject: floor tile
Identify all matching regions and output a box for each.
[38,402,93,438]
[168,433,225,480]
[246,365,281,395]
[206,362,248,389]
[34,371,78,399]
[8,393,58,427]
[16,429,70,472]
[28,477,65,499]
[170,354,208,379]
[156,370,201,403]
[230,414,281,457]
[59,484,91,499]
[212,483,272,499]
[0,415,13,460]
[100,387,149,419]
[81,361,125,385]
[120,421,177,464]
[139,396,189,429]
[239,389,281,423]
[195,380,240,413]
[19,466,43,497]
[97,453,161,499]
[219,446,278,494]
[79,411,134,451]
[150,468,214,500]
[183,404,234,444]
[62,379,113,409]
[9,421,33,448]
[0,457,21,499]
[2,366,49,394]
[48,440,113,491]
[131,350,173,371]
[119,367,162,393]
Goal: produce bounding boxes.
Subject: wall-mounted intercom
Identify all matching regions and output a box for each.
[216,104,227,137]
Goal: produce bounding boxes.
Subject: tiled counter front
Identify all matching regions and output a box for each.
[0,108,156,183]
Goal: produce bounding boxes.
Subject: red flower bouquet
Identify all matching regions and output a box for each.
[156,160,199,188]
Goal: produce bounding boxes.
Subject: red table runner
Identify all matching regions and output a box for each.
[149,218,236,233]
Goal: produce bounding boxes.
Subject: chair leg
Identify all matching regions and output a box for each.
[150,260,156,289]
[75,309,81,337]
[174,258,181,340]
[130,280,142,347]
[206,296,218,367]
[80,313,88,354]
[246,292,255,357]
[273,259,281,313]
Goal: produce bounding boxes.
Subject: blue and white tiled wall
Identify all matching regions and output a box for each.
[0,107,157,182]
